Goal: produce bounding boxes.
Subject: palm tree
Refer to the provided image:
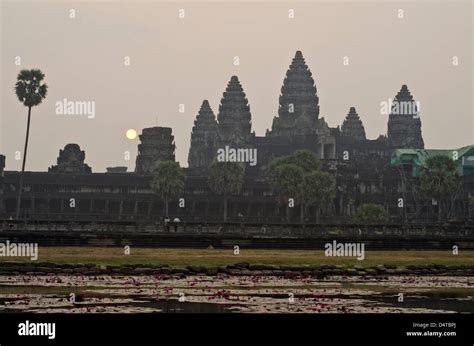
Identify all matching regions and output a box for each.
[208,161,245,222]
[14,69,48,219]
[269,150,320,223]
[304,170,336,223]
[420,155,459,221]
[150,160,185,218]
[269,163,304,223]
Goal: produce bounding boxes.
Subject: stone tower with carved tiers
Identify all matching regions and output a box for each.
[341,107,367,141]
[135,127,175,174]
[48,144,92,173]
[217,76,253,149]
[269,51,319,138]
[188,100,218,168]
[387,85,424,149]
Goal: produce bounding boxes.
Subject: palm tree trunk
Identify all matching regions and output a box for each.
[223,193,228,222]
[437,200,442,222]
[300,201,304,223]
[16,106,32,219]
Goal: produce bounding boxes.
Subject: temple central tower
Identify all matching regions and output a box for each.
[269,51,320,137]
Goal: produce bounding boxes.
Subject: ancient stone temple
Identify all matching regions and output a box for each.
[186,51,425,169]
[341,107,367,141]
[217,76,253,148]
[387,85,424,149]
[48,144,92,173]
[188,100,218,168]
[135,127,175,174]
[7,49,464,224]
[268,50,319,138]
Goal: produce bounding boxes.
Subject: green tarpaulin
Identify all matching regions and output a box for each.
[390,145,474,177]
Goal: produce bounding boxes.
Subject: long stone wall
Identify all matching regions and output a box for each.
[0,261,473,277]
[1,222,473,249]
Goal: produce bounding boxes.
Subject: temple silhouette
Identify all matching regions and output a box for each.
[0,51,472,223]
[185,51,424,174]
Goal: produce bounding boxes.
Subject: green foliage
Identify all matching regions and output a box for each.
[269,150,320,200]
[270,149,320,173]
[208,161,245,195]
[292,149,321,172]
[150,161,185,201]
[269,150,335,222]
[15,69,48,107]
[304,171,336,207]
[353,203,389,224]
[269,163,305,201]
[420,155,459,199]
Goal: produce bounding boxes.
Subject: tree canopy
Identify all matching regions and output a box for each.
[353,203,389,224]
[209,161,245,195]
[420,155,459,200]
[15,69,48,108]
[269,149,335,222]
[304,170,336,209]
[150,161,185,217]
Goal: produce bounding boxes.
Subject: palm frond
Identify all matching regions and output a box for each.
[14,68,48,107]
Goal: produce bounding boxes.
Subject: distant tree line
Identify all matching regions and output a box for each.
[150,152,462,224]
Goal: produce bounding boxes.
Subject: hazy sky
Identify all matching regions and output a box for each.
[1,0,472,172]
